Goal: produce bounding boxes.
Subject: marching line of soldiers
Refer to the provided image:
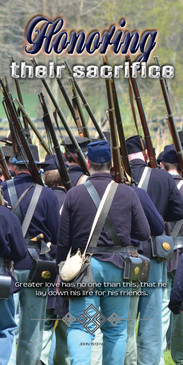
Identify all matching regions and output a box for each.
[0,59,183,365]
[0,131,183,365]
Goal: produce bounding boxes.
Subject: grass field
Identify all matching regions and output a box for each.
[164,350,175,365]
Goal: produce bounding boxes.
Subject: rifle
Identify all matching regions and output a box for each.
[155,56,183,175]
[9,56,32,143]
[2,99,18,156]
[31,58,89,176]
[14,99,52,156]
[2,78,19,156]
[55,75,83,136]
[53,110,64,141]
[0,147,11,180]
[64,61,106,140]
[103,59,124,183]
[71,94,85,138]
[69,77,90,139]
[111,77,131,181]
[0,78,43,185]
[38,92,72,191]
[126,56,157,168]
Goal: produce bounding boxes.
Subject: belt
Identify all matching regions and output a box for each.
[27,242,41,249]
[26,239,51,255]
[87,245,137,254]
[173,237,183,251]
[26,240,41,249]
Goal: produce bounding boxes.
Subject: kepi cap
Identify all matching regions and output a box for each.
[162,145,179,164]
[9,145,48,166]
[1,145,14,159]
[61,136,90,153]
[43,154,66,172]
[126,135,146,154]
[88,140,111,163]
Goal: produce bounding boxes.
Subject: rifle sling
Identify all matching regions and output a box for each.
[84,180,121,246]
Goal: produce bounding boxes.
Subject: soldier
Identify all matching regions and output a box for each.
[56,140,151,365]
[160,145,183,365]
[124,135,183,365]
[61,136,90,186]
[43,154,67,207]
[40,154,68,365]
[0,190,28,365]
[1,146,60,365]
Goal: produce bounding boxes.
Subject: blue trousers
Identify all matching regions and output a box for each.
[14,270,48,365]
[0,294,16,365]
[160,271,183,365]
[8,292,20,365]
[67,258,130,365]
[125,260,166,365]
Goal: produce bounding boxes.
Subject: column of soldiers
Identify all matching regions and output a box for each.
[159,143,183,365]
[0,130,183,365]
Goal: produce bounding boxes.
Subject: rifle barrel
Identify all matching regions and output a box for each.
[126,56,157,168]
[155,56,183,175]
[38,92,72,191]
[0,78,43,185]
[9,56,32,143]
[31,58,89,176]
[111,77,131,180]
[70,78,90,139]
[65,61,106,140]
[104,73,124,182]
[14,99,52,156]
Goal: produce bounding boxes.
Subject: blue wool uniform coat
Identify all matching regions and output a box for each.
[129,160,183,258]
[130,159,183,220]
[2,173,59,269]
[131,186,165,258]
[131,186,164,236]
[67,164,86,186]
[56,172,151,267]
[51,186,66,208]
[0,205,28,292]
[166,174,183,272]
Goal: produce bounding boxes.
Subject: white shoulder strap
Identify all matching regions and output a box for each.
[138,166,151,191]
[177,180,183,190]
[171,179,183,238]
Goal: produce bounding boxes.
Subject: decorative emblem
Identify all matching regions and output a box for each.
[134,267,140,275]
[41,271,51,279]
[162,242,170,251]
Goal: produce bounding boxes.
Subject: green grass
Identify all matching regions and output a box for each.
[164,350,176,365]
